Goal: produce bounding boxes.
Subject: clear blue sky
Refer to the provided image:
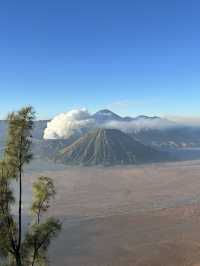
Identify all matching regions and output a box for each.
[0,0,200,119]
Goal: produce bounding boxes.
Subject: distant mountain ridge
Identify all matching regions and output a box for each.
[1,109,200,163]
[92,109,172,124]
[130,126,200,148]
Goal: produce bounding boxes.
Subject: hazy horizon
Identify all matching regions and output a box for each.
[1,107,200,127]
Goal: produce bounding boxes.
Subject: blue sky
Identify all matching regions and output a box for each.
[0,0,200,119]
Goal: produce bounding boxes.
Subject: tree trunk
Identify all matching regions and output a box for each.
[16,167,22,265]
[15,251,22,266]
[18,168,22,249]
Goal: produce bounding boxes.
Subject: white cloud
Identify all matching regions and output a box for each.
[166,115,200,127]
[104,117,175,133]
[43,108,177,139]
[43,108,96,139]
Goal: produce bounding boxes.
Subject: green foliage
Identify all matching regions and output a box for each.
[4,106,35,178]
[0,160,17,260]
[0,107,61,266]
[0,161,15,207]
[31,177,56,223]
[22,218,61,266]
[23,177,61,265]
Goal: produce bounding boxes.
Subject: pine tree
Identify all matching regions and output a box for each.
[0,107,61,266]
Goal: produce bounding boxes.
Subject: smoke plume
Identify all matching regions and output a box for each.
[44,108,96,139]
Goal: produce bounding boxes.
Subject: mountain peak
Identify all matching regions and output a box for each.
[93,109,122,122]
[94,109,121,116]
[57,128,163,166]
[96,109,113,113]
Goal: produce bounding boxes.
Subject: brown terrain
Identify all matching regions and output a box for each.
[23,159,200,266]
